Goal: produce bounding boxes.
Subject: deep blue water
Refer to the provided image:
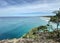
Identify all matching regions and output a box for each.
[0,17,48,40]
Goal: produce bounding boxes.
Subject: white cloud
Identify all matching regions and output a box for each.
[0,0,60,16]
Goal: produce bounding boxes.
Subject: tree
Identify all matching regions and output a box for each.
[50,8,60,38]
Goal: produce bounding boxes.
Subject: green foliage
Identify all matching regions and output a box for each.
[53,10,60,18]
[50,16,57,23]
[37,26,47,32]
[22,26,48,39]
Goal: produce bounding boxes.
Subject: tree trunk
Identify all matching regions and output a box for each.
[57,16,59,38]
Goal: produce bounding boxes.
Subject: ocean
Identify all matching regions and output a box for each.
[0,17,48,40]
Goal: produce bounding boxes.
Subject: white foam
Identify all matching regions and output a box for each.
[40,17,50,21]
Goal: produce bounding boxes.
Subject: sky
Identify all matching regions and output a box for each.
[0,0,60,16]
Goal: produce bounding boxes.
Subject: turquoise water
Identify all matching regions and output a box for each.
[0,17,48,40]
